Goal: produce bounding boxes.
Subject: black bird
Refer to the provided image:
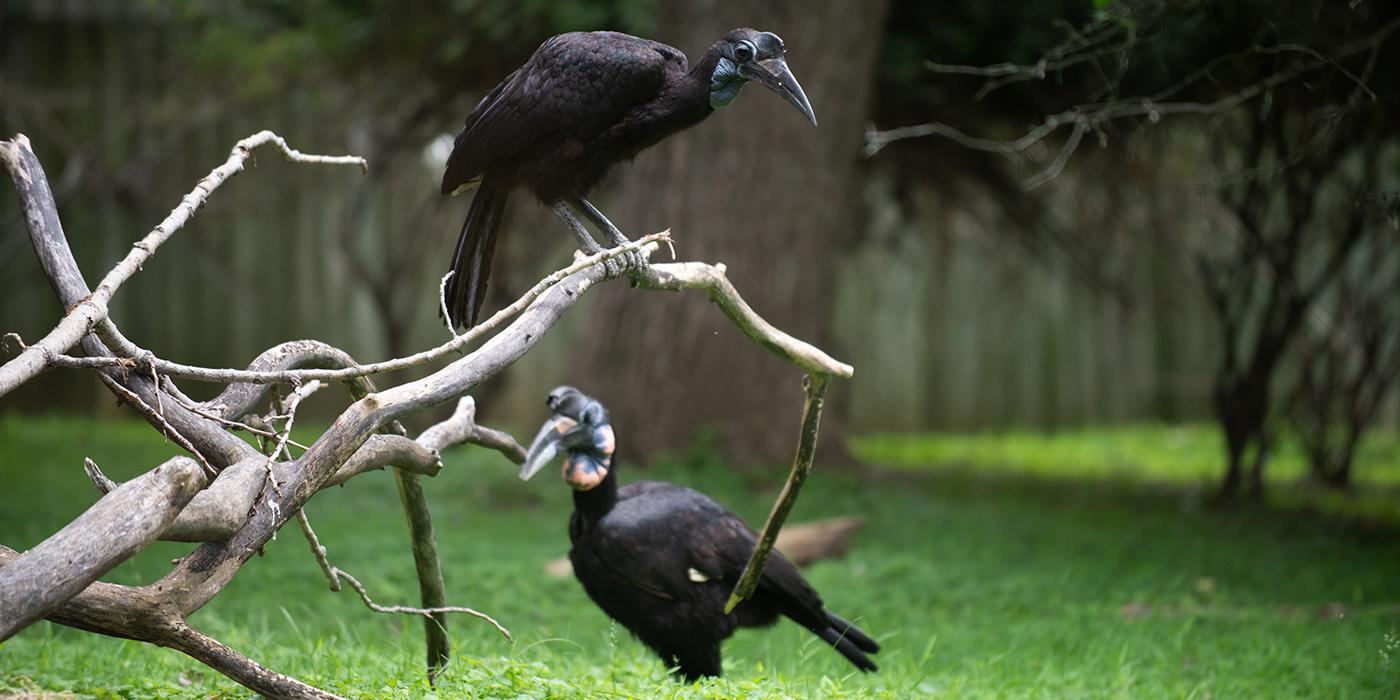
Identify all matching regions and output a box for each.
[440,28,817,328]
[520,386,878,681]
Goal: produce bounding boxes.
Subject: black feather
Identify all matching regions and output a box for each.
[566,475,879,681]
[443,179,508,329]
[439,30,725,326]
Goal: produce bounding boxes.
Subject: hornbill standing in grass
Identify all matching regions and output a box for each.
[519,386,879,681]
[440,28,817,329]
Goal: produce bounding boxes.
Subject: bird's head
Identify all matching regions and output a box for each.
[519,386,615,490]
[709,28,817,126]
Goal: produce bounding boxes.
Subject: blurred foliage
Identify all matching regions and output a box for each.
[877,0,1399,124]
[167,0,657,100]
[855,425,1400,521]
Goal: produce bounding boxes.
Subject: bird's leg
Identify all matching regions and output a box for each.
[573,198,647,274]
[551,201,622,277]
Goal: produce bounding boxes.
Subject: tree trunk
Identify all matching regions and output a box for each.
[571,0,889,463]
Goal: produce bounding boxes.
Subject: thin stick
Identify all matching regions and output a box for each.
[296,510,340,592]
[725,374,831,613]
[334,568,512,642]
[260,380,321,496]
[294,510,510,642]
[0,132,366,398]
[98,373,216,477]
[43,232,673,384]
[177,398,311,450]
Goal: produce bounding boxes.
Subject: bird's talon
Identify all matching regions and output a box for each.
[623,251,649,282]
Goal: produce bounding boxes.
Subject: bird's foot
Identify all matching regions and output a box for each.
[577,245,625,278]
[601,232,648,280]
[622,249,649,286]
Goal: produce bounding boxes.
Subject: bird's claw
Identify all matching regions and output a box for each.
[623,250,649,283]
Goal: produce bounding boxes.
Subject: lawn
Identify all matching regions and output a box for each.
[2,416,1398,698]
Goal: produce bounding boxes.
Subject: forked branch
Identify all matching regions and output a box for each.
[0,129,851,699]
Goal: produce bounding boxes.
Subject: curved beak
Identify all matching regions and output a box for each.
[741,57,818,126]
[520,414,582,481]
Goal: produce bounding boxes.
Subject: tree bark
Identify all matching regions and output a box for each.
[0,456,206,640]
[571,0,888,463]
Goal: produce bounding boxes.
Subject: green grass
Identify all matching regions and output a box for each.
[855,424,1400,522]
[2,415,1399,698]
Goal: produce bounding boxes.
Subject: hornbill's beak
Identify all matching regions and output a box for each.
[519,413,589,481]
[741,57,818,126]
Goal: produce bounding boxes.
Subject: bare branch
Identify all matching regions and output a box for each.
[634,259,854,378]
[418,396,527,464]
[725,375,830,613]
[0,544,340,700]
[867,16,1400,180]
[83,403,508,547]
[165,622,349,700]
[324,434,442,487]
[295,510,510,642]
[84,457,117,494]
[195,340,376,421]
[1,120,848,697]
[162,458,268,542]
[98,372,216,477]
[0,132,366,397]
[335,567,512,642]
[297,510,340,592]
[1021,118,1087,190]
[43,233,675,385]
[0,456,206,640]
[261,380,321,477]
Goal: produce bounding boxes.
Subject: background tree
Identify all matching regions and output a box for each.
[571,0,891,463]
[869,0,1400,499]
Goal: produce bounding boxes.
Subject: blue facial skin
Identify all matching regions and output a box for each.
[710,57,746,109]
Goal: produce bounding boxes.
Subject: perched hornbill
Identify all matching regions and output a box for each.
[520,386,879,681]
[440,28,817,328]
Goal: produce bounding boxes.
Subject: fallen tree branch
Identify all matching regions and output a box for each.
[0,545,346,699]
[82,405,505,544]
[163,458,267,542]
[1,126,851,698]
[0,456,206,640]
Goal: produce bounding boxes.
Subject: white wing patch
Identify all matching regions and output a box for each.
[450,175,483,196]
[687,567,710,583]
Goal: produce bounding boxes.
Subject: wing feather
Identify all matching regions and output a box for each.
[440,32,671,195]
[586,481,826,627]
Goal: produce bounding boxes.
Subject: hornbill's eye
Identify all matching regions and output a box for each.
[734,41,755,62]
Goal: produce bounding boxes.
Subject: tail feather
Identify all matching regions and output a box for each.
[825,611,880,653]
[444,180,508,329]
[752,550,880,672]
[816,613,879,672]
